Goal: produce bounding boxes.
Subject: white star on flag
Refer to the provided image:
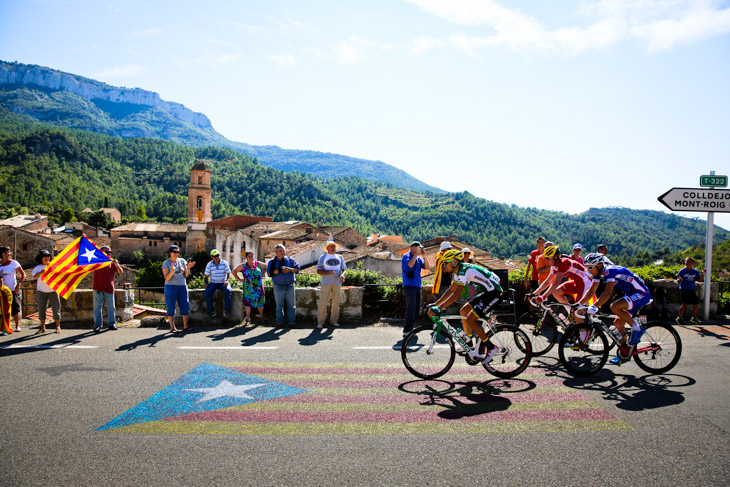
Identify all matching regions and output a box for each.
[184,380,267,403]
[80,247,98,263]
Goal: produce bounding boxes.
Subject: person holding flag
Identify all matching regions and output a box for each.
[41,235,112,300]
[93,246,123,332]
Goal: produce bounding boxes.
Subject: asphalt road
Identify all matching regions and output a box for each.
[1,320,729,487]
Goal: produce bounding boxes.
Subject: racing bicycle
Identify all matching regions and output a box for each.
[516,297,577,356]
[401,313,532,380]
[558,307,682,377]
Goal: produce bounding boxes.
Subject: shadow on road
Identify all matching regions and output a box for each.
[298,327,334,346]
[563,372,695,411]
[397,378,538,419]
[116,329,183,351]
[0,330,97,356]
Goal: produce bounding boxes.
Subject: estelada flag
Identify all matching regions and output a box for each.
[42,235,112,299]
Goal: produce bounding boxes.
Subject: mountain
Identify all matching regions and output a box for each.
[1,110,727,261]
[0,60,441,193]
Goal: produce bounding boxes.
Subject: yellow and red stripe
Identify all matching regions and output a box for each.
[42,236,110,299]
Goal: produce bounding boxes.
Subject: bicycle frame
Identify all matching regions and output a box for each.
[576,309,659,358]
[529,298,574,332]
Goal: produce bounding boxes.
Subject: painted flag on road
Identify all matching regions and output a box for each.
[99,362,630,435]
[42,235,111,299]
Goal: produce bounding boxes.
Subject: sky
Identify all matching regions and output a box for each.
[1,0,729,232]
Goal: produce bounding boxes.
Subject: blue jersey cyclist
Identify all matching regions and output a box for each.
[579,253,651,364]
[426,250,503,365]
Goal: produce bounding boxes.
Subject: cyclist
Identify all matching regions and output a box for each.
[580,252,650,364]
[426,250,502,365]
[531,245,593,309]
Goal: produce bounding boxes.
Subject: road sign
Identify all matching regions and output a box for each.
[657,187,730,213]
[700,175,728,187]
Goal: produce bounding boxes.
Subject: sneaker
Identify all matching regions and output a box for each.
[481,345,498,365]
[690,317,701,324]
[675,316,683,325]
[223,311,231,319]
[108,324,118,331]
[316,323,324,329]
[609,355,622,365]
[627,326,645,345]
[15,327,21,332]
[93,327,102,333]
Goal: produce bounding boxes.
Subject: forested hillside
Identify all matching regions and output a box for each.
[0,64,441,193]
[1,108,727,260]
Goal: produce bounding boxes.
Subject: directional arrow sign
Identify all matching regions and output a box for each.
[658,187,730,213]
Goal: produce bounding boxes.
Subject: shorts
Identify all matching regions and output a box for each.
[464,289,502,319]
[620,292,652,315]
[164,285,190,316]
[680,289,699,305]
[11,292,20,316]
[557,277,589,302]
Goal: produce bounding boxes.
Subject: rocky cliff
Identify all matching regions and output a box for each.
[0,60,212,129]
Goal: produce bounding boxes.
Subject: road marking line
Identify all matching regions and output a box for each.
[177,346,278,350]
[353,345,451,350]
[0,345,98,349]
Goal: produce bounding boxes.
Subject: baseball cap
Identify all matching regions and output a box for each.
[573,243,583,250]
[210,249,220,257]
[462,247,471,253]
[168,245,180,253]
[410,241,421,247]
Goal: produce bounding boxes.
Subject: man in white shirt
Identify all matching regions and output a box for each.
[316,240,347,329]
[204,249,232,319]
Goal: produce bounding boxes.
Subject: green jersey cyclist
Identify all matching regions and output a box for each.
[426,249,503,365]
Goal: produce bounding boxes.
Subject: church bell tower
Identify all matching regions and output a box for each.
[186,159,212,253]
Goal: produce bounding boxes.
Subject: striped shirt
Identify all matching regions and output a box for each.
[204,260,231,284]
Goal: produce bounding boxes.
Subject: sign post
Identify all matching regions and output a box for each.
[658,173,730,321]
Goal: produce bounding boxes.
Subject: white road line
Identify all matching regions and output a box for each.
[353,345,451,350]
[177,346,279,350]
[0,345,98,349]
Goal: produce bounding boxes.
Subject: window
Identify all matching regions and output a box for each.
[154,241,157,247]
[198,176,203,185]
[197,196,203,210]
[149,241,153,247]
[22,244,28,251]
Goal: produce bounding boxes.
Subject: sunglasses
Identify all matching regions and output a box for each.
[170,250,180,253]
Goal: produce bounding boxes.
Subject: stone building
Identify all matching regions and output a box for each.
[0,226,58,267]
[319,226,367,249]
[110,222,187,261]
[0,214,48,232]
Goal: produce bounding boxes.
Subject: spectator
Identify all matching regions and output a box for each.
[523,237,546,292]
[92,246,123,332]
[316,239,347,329]
[536,241,554,286]
[431,241,452,295]
[204,249,232,319]
[597,244,614,265]
[402,241,430,336]
[0,246,26,332]
[462,247,473,264]
[569,244,584,264]
[676,257,705,325]
[232,251,266,326]
[162,245,195,333]
[0,275,12,335]
[32,250,61,334]
[266,244,299,327]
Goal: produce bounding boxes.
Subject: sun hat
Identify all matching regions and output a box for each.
[325,239,338,249]
[440,241,451,250]
[410,241,421,247]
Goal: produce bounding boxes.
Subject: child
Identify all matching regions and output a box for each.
[676,257,705,325]
[0,275,13,335]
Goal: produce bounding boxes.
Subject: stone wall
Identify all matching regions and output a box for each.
[21,288,135,324]
[0,227,56,268]
[650,280,719,316]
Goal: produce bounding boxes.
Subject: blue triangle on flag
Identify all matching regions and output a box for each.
[77,236,112,266]
[97,363,307,431]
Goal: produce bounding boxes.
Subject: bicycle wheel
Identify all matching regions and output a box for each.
[516,312,557,356]
[632,321,682,374]
[558,323,609,377]
[482,324,532,379]
[401,325,455,380]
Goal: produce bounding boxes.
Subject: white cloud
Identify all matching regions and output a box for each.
[128,28,163,38]
[94,65,146,78]
[270,53,298,69]
[404,0,730,54]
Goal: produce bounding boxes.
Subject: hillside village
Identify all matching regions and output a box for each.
[0,159,519,285]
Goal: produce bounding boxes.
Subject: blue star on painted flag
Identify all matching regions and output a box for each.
[77,236,111,266]
[98,363,307,431]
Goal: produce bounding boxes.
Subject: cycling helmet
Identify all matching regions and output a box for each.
[440,249,464,263]
[543,245,561,259]
[583,252,607,268]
